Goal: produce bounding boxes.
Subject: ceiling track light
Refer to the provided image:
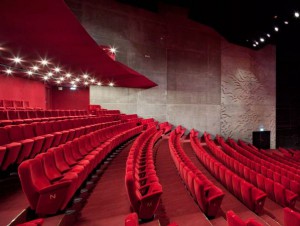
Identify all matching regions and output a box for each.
[295,12,300,18]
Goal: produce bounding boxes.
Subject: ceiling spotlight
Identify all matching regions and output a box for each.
[109,47,117,54]
[60,77,65,81]
[253,44,257,47]
[97,82,102,86]
[84,81,89,85]
[65,73,72,78]
[12,57,22,64]
[71,81,75,85]
[56,80,61,84]
[54,67,61,73]
[43,76,49,80]
[75,78,80,82]
[32,65,39,71]
[274,26,279,32]
[260,38,265,42]
[47,72,53,77]
[295,12,300,18]
[90,78,95,83]
[83,74,89,79]
[109,82,114,87]
[26,70,33,76]
[267,33,271,37]
[40,59,49,66]
[284,21,289,24]
[4,68,13,74]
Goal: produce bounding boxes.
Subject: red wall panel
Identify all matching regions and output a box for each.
[50,86,89,110]
[0,75,46,108]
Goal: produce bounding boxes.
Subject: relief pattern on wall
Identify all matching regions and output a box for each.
[221,47,276,148]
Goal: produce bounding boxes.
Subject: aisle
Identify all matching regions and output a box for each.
[155,137,212,226]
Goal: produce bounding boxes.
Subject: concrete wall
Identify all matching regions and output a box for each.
[66,0,276,147]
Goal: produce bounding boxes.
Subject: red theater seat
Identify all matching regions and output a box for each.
[125,212,139,226]
[0,127,22,170]
[284,207,300,226]
[16,218,44,226]
[226,210,263,226]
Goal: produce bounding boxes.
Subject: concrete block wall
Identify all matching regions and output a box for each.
[66,0,276,147]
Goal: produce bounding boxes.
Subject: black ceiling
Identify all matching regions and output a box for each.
[117,0,300,49]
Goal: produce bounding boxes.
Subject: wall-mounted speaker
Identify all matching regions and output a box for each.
[252,131,270,149]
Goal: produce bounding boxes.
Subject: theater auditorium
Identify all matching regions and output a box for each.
[1,0,300,225]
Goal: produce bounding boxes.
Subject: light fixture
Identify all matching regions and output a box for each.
[253,44,257,47]
[4,68,13,75]
[274,26,279,32]
[26,70,33,76]
[43,76,49,80]
[71,81,75,85]
[47,72,53,77]
[32,65,39,71]
[97,82,102,86]
[83,74,89,79]
[109,82,114,87]
[40,59,49,66]
[70,85,77,90]
[12,57,22,64]
[59,77,65,81]
[266,33,271,37]
[54,67,61,73]
[109,46,117,54]
[260,38,265,42]
[295,12,300,18]
[56,80,61,84]
[65,73,72,78]
[84,81,89,85]
[90,78,95,83]
[75,78,80,82]
[284,21,289,25]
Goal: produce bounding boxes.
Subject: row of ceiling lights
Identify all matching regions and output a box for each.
[0,46,117,88]
[251,11,299,48]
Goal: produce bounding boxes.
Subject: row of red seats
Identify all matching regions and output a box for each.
[0,116,119,170]
[233,139,300,191]
[93,109,121,115]
[159,121,172,134]
[238,140,300,176]
[273,149,300,164]
[169,127,224,218]
[218,136,300,198]
[189,130,266,214]
[125,126,163,220]
[226,210,262,226]
[19,122,143,215]
[120,114,138,120]
[212,135,297,208]
[262,149,300,171]
[0,99,29,108]
[0,109,89,126]
[124,212,178,226]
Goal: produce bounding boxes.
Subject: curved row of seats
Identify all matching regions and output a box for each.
[125,126,163,220]
[206,134,297,208]
[189,130,266,214]
[93,109,120,115]
[230,139,300,194]
[238,140,300,177]
[0,116,120,171]
[0,109,89,126]
[217,136,300,199]
[169,127,225,218]
[19,121,143,215]
[159,122,172,134]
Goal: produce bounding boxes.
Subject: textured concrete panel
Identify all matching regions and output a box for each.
[221,43,276,148]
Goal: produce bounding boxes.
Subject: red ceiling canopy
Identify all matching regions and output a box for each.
[0,0,157,88]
